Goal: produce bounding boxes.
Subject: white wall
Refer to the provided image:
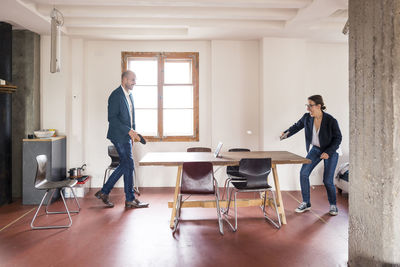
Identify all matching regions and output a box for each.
[40,37,348,190]
[41,36,85,169]
[211,40,260,183]
[40,36,69,136]
[305,42,349,167]
[84,40,212,187]
[260,38,349,190]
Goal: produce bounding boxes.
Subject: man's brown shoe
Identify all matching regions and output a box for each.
[95,190,114,208]
[125,199,149,209]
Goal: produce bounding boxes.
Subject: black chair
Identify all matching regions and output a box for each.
[103,145,140,195]
[186,147,212,152]
[31,155,80,229]
[221,148,250,201]
[223,158,281,231]
[173,162,224,235]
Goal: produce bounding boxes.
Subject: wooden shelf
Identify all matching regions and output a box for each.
[23,136,66,142]
[0,85,17,94]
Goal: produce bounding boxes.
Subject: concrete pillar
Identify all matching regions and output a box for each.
[12,30,40,198]
[349,0,400,266]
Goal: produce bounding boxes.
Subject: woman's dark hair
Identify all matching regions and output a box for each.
[308,95,326,110]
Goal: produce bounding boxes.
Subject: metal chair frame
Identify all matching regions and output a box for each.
[223,183,281,231]
[222,158,281,231]
[31,188,81,230]
[221,148,250,203]
[221,175,245,205]
[172,164,224,235]
[31,156,81,230]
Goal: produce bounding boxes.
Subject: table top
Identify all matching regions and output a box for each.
[220,151,310,165]
[139,151,310,166]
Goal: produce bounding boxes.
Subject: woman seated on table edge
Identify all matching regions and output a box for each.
[280,94,342,216]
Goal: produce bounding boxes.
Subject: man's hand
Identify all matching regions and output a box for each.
[320,152,329,159]
[128,129,140,142]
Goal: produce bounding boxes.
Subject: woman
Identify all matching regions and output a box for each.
[281,95,342,216]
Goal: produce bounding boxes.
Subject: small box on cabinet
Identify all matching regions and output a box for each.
[64,176,91,198]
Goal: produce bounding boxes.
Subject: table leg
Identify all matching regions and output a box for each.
[272,164,287,225]
[170,165,182,229]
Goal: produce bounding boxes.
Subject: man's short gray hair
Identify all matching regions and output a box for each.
[121,70,134,80]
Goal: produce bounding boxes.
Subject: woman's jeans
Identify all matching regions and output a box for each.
[101,140,135,202]
[300,146,338,205]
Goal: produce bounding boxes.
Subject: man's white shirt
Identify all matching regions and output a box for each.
[121,85,133,128]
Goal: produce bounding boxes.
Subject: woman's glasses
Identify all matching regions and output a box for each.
[305,104,317,108]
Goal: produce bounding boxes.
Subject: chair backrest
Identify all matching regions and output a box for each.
[233,158,272,189]
[34,155,48,187]
[239,158,271,178]
[227,148,251,175]
[187,147,212,152]
[108,145,120,165]
[181,162,215,194]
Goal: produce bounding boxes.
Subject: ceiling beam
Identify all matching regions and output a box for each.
[64,17,285,29]
[0,0,51,34]
[286,0,347,27]
[67,27,188,37]
[37,5,297,21]
[31,0,311,9]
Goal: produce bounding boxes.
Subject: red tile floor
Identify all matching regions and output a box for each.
[0,186,348,267]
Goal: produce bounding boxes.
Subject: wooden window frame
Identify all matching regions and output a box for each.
[121,51,199,142]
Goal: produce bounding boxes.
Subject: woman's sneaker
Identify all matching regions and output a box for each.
[329,205,338,216]
[295,202,311,213]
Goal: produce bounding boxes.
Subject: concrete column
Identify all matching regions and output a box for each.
[12,30,40,198]
[349,0,400,266]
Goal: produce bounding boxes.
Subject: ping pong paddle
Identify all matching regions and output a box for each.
[137,133,146,145]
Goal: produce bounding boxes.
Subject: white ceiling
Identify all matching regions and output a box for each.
[0,0,348,42]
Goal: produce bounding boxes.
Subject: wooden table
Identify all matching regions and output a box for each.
[139,151,310,228]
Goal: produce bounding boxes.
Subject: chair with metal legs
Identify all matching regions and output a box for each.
[103,145,140,195]
[223,158,281,231]
[173,162,224,235]
[31,155,81,229]
[221,148,250,205]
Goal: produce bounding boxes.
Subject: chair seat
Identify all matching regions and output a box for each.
[181,188,215,194]
[181,180,215,194]
[232,175,271,190]
[227,172,246,180]
[35,179,77,190]
[233,183,272,190]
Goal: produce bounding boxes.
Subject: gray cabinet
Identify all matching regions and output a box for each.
[22,136,66,205]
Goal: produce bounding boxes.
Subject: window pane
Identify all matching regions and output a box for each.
[163,86,193,109]
[132,85,157,109]
[163,109,193,136]
[128,59,157,85]
[135,109,158,136]
[164,60,192,84]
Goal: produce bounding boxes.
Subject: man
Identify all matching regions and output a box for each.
[95,70,149,209]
